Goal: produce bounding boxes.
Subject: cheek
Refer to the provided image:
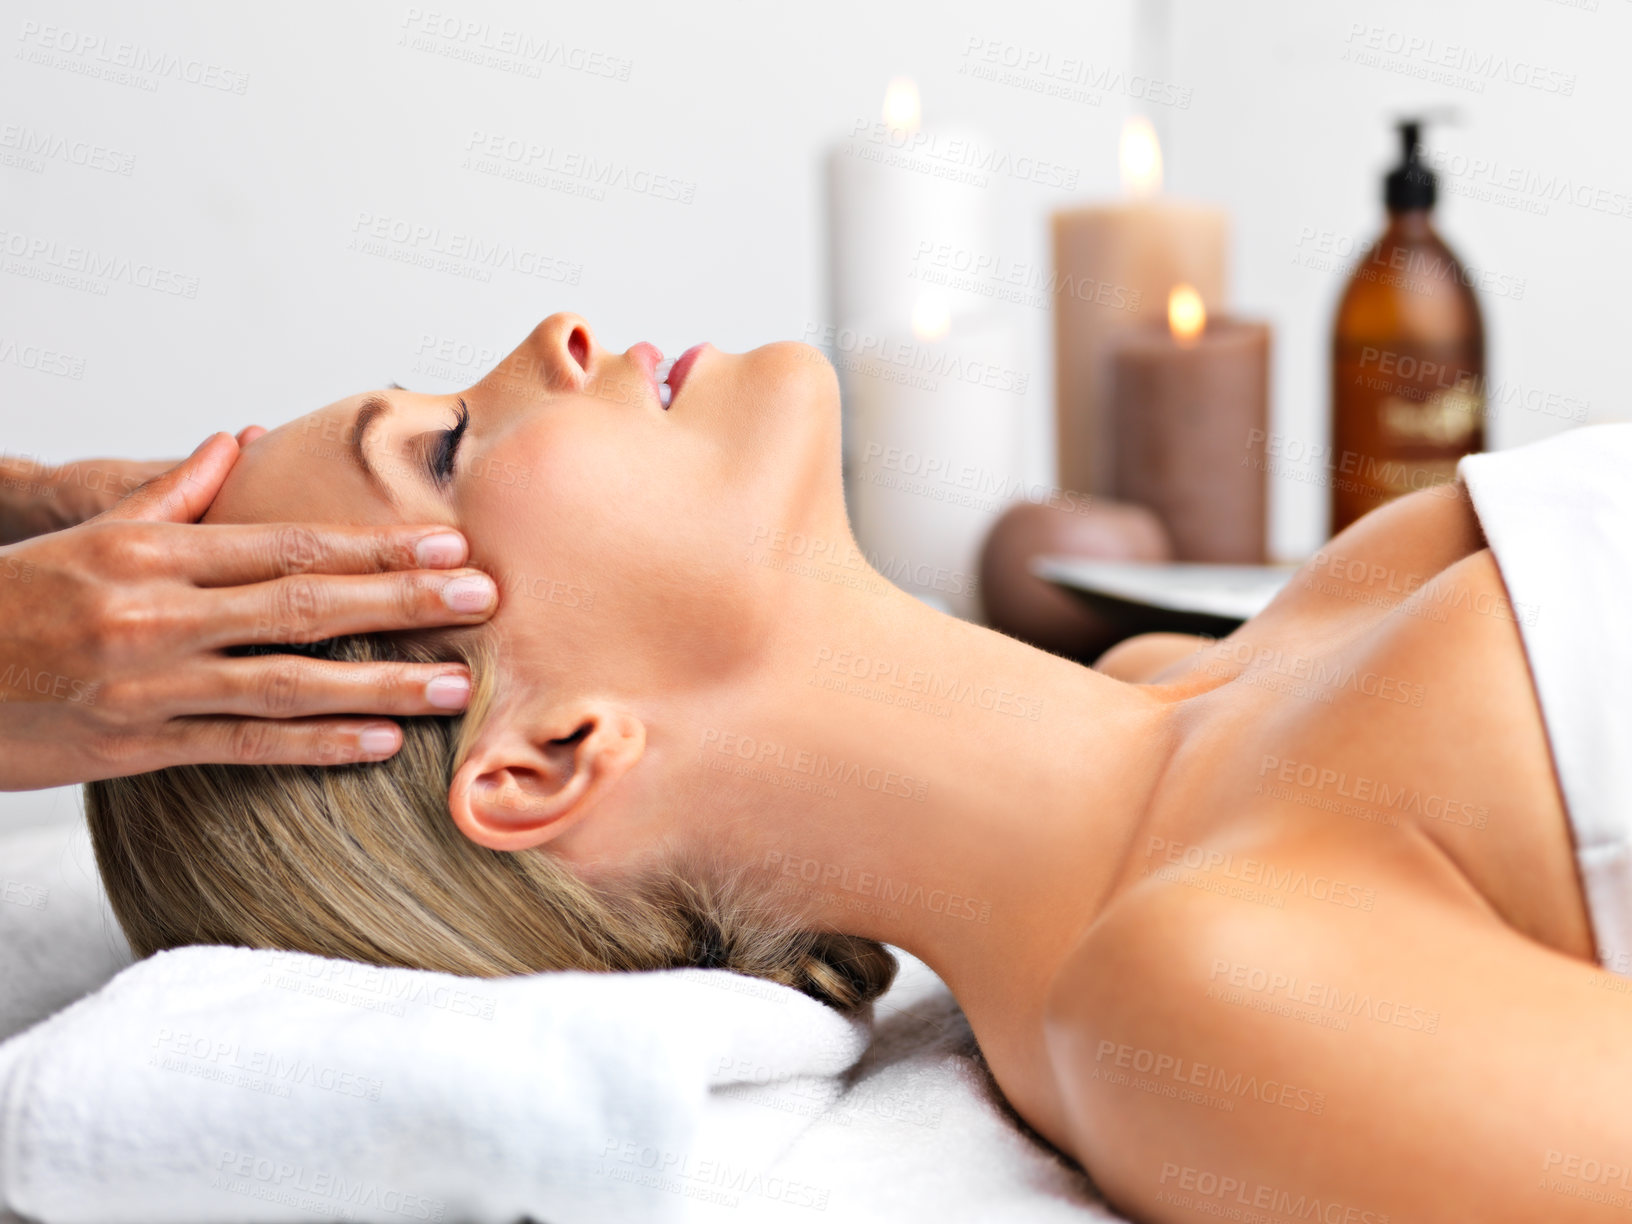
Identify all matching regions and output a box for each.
[461,427,766,650]
[460,429,637,581]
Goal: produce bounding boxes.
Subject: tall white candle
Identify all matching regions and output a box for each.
[841,307,1027,620]
[824,80,1023,622]
[825,78,995,332]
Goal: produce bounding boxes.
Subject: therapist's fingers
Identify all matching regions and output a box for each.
[235,425,267,447]
[171,655,473,719]
[156,716,409,768]
[197,568,499,650]
[99,433,240,524]
[158,520,474,586]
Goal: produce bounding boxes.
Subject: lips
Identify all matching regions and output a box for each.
[629,341,706,410]
[665,343,708,405]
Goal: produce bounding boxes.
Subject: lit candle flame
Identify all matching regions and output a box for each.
[1120,116,1163,198]
[882,77,921,136]
[911,293,950,341]
[1168,284,1205,344]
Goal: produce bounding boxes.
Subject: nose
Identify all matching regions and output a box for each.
[523,312,597,393]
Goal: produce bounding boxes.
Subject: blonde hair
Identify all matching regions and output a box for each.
[85,633,896,1011]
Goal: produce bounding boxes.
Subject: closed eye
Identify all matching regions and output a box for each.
[428,398,470,488]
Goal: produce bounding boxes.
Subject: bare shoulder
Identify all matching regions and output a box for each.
[1094,480,1491,690]
[1040,823,1632,1222]
[1258,478,1488,629]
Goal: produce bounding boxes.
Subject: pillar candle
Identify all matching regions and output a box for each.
[1106,299,1270,564]
[1050,117,1227,497]
[825,79,995,332]
[843,309,1026,620]
[825,79,1021,622]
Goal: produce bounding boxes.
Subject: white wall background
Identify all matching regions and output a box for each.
[3,0,1626,828]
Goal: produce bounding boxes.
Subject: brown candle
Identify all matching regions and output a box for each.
[1107,289,1270,563]
[1052,122,1228,496]
[1052,200,1227,497]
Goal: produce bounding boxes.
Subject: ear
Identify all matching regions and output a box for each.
[447,702,646,852]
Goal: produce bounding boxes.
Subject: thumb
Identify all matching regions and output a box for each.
[99,433,241,524]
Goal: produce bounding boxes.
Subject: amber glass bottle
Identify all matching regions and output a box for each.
[1330,120,1485,534]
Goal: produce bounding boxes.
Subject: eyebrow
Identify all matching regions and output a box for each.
[350,395,395,503]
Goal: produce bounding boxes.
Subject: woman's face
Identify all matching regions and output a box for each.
[209,312,846,716]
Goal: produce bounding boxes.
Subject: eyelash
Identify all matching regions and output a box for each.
[429,398,470,487]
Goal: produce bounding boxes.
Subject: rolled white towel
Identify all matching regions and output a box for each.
[0,946,868,1223]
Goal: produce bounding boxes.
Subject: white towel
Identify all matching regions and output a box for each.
[1458,423,1632,975]
[728,954,1111,1223]
[0,944,871,1223]
[0,857,1115,1223]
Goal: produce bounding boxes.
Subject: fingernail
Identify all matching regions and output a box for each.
[442,574,497,613]
[358,724,401,757]
[415,531,467,569]
[425,672,471,710]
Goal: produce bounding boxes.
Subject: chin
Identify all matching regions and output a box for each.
[708,341,845,541]
[739,341,840,431]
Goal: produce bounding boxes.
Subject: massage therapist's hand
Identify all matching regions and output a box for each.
[0,433,498,790]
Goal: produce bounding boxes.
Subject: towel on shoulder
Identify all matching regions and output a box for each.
[1458,422,1632,978]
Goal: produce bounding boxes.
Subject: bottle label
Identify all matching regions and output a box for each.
[1379,377,1483,447]
[1331,348,1484,531]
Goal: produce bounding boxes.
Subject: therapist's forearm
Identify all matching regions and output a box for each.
[0,457,71,545]
[0,455,172,544]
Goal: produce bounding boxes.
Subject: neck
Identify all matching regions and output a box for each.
[673,578,1178,1027]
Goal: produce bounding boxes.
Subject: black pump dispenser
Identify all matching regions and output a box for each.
[1385,119,1436,212]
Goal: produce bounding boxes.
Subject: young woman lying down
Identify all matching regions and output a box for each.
[89,314,1632,1223]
